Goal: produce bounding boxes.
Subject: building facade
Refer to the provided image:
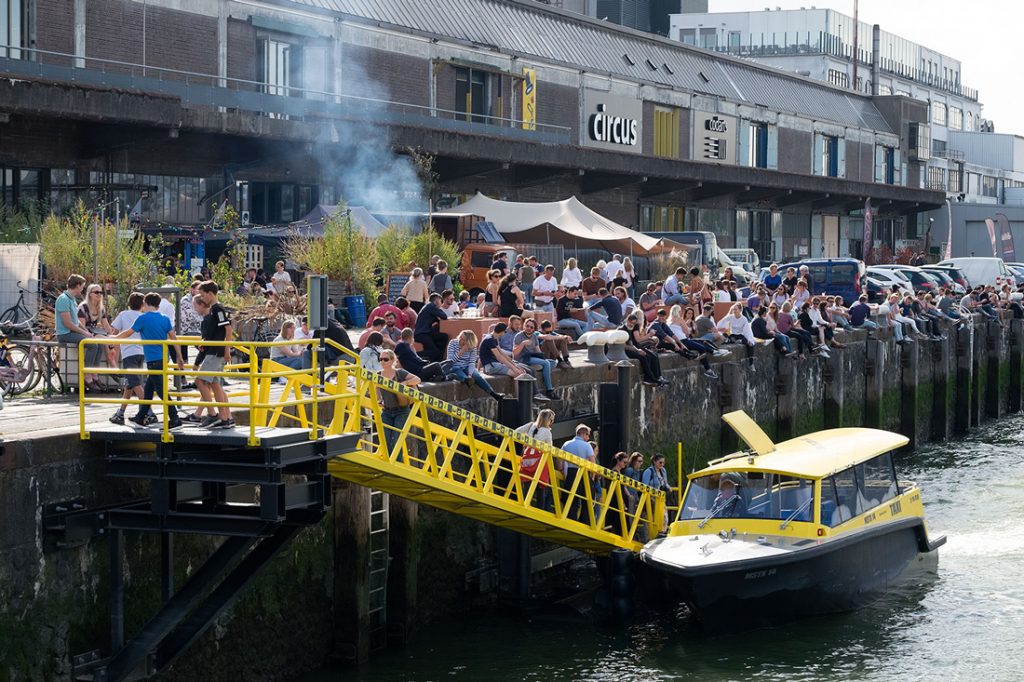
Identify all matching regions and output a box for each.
[667,6,1024,257]
[0,0,942,265]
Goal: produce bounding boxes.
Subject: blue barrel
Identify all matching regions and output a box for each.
[345,295,367,327]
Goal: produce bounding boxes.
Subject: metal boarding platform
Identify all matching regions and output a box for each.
[59,336,666,680]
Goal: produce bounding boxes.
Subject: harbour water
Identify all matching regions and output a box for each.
[303,414,1024,682]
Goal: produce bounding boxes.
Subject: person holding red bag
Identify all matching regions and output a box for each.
[516,409,557,510]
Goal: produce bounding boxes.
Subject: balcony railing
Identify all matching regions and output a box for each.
[933,148,966,162]
[710,35,979,101]
[0,45,571,144]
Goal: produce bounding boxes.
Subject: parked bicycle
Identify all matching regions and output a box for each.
[0,335,64,397]
[0,281,34,326]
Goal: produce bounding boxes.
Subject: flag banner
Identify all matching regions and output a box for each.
[862,198,873,260]
[522,67,536,131]
[985,217,998,257]
[996,213,1016,261]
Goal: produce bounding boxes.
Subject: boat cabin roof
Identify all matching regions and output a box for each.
[696,412,909,480]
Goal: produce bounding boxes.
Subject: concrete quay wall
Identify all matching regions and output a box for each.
[2,315,1021,680]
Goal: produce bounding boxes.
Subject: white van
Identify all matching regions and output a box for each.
[722,248,760,271]
[936,257,1014,288]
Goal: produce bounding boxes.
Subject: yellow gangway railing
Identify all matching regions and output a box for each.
[78,336,666,552]
[77,336,356,445]
[323,341,667,553]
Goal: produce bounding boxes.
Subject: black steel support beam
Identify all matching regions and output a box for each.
[100,536,258,682]
[685,183,742,203]
[153,525,303,674]
[579,172,646,195]
[511,166,573,189]
[775,191,820,208]
[639,180,700,199]
[736,186,792,205]
[161,533,173,604]
[110,530,124,651]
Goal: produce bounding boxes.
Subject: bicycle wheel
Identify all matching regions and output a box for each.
[1,345,39,396]
[0,305,19,325]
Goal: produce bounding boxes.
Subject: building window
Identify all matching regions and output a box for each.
[878,83,893,96]
[640,203,685,231]
[653,106,680,159]
[698,28,717,49]
[948,166,963,193]
[750,210,774,261]
[728,31,741,49]
[982,176,999,198]
[744,122,769,168]
[909,122,931,161]
[949,107,963,131]
[818,135,840,177]
[927,167,946,191]
[875,146,896,184]
[258,37,298,97]
[931,101,947,126]
[455,67,492,124]
[0,0,24,58]
[827,69,849,88]
[679,29,696,45]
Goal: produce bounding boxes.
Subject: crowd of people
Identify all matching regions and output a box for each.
[51,247,1024,436]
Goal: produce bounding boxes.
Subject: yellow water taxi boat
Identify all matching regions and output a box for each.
[640,411,945,629]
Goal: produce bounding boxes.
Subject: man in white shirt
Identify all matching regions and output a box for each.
[532,265,559,311]
[159,295,176,327]
[662,267,687,306]
[603,254,624,282]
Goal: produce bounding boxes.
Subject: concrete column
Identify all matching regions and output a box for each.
[971,319,986,426]
[900,340,919,449]
[930,335,953,442]
[73,0,86,68]
[775,354,798,440]
[823,349,845,429]
[386,496,418,646]
[333,481,371,664]
[718,360,744,454]
[954,321,974,435]
[863,339,884,430]
[1009,319,1024,413]
[986,318,1009,419]
[217,6,228,88]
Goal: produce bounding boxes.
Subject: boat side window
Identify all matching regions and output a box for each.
[828,468,859,526]
[679,472,814,522]
[861,452,900,505]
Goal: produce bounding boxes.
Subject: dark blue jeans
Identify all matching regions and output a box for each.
[136,359,178,421]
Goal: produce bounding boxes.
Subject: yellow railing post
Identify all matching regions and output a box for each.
[247,345,259,446]
[78,338,88,440]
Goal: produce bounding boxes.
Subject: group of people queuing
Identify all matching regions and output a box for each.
[512,414,674,532]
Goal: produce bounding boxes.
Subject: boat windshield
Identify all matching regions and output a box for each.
[679,471,815,524]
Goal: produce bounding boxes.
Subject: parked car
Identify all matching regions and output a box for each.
[922,265,968,294]
[919,267,965,294]
[925,264,962,292]
[1005,263,1024,287]
[769,258,867,303]
[866,267,914,295]
[868,264,943,292]
[866,276,888,304]
[936,257,1016,288]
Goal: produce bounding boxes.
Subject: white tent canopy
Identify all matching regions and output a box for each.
[449,193,692,256]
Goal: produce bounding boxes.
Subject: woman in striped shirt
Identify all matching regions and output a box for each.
[446,330,503,401]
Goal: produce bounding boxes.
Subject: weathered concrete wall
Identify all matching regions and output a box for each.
[4,313,1021,680]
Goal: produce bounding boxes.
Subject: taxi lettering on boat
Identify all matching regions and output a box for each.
[640,411,945,630]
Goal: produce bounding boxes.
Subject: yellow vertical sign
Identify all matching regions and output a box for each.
[522,67,537,130]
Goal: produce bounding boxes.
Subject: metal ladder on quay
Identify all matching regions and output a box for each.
[367,488,389,652]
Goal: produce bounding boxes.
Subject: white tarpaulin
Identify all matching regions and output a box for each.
[0,243,40,316]
[449,193,693,256]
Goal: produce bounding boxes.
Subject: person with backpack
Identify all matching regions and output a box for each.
[428,259,453,296]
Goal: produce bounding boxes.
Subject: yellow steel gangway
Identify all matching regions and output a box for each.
[79,337,666,554]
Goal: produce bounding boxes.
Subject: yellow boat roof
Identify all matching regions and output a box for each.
[696,412,909,480]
